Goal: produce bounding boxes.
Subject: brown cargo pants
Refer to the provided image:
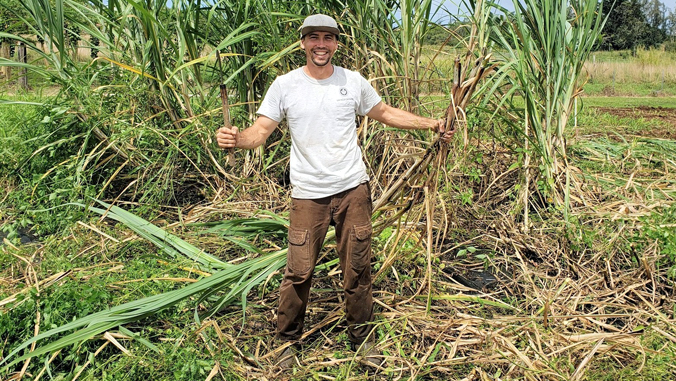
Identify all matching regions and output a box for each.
[277,182,374,345]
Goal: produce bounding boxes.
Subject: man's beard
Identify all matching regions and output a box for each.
[311,50,332,67]
[312,57,331,67]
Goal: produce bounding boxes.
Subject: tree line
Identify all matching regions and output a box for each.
[600,0,676,51]
[424,0,675,51]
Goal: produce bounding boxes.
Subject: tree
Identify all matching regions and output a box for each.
[641,0,668,45]
[668,10,676,40]
[599,0,654,50]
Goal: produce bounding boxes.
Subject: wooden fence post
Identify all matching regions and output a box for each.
[18,41,29,90]
[0,40,10,80]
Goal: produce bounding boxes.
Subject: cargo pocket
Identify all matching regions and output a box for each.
[350,223,372,273]
[287,228,311,275]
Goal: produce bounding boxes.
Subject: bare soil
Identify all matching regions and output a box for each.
[595,106,676,139]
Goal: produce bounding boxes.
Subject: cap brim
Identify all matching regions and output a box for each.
[300,26,340,37]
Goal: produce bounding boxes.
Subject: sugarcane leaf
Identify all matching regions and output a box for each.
[117,326,161,354]
[89,200,228,271]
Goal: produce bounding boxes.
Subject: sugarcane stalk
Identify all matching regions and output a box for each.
[219,83,235,167]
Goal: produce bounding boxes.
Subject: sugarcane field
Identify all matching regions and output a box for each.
[2,0,676,380]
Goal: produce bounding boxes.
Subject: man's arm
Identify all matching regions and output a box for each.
[366,101,455,142]
[216,115,279,150]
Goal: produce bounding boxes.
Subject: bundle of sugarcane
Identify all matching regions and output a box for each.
[373,50,496,216]
[370,36,497,283]
[371,0,499,223]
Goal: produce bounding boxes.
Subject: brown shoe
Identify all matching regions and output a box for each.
[354,340,383,368]
[275,345,297,370]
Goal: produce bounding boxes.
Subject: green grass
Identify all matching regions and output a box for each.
[564,94,676,139]
[583,82,676,97]
[573,107,668,137]
[0,90,115,236]
[0,93,47,173]
[0,221,241,380]
[580,96,676,108]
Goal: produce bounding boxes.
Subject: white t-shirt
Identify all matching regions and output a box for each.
[257,66,382,199]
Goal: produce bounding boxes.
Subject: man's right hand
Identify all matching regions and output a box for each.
[216,126,239,149]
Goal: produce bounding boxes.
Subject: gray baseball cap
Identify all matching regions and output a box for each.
[300,14,340,38]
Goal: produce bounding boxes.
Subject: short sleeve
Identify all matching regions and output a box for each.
[356,76,382,116]
[256,79,285,122]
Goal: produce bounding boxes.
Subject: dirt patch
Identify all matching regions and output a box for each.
[594,106,676,139]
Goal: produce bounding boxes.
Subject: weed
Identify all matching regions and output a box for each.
[638,204,676,279]
[585,330,676,380]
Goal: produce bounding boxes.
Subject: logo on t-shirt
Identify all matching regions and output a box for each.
[340,88,347,95]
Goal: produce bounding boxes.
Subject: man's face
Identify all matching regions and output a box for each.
[300,31,338,68]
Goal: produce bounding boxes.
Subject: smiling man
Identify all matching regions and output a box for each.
[216,14,454,369]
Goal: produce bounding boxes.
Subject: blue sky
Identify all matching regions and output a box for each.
[428,0,512,23]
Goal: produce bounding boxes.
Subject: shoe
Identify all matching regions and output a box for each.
[275,345,296,370]
[354,340,383,368]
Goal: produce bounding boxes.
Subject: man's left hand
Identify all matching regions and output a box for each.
[437,119,456,143]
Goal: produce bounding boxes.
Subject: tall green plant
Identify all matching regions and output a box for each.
[0,0,275,207]
[487,0,609,219]
[339,0,439,110]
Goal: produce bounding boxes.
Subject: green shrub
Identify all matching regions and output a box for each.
[664,41,676,53]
